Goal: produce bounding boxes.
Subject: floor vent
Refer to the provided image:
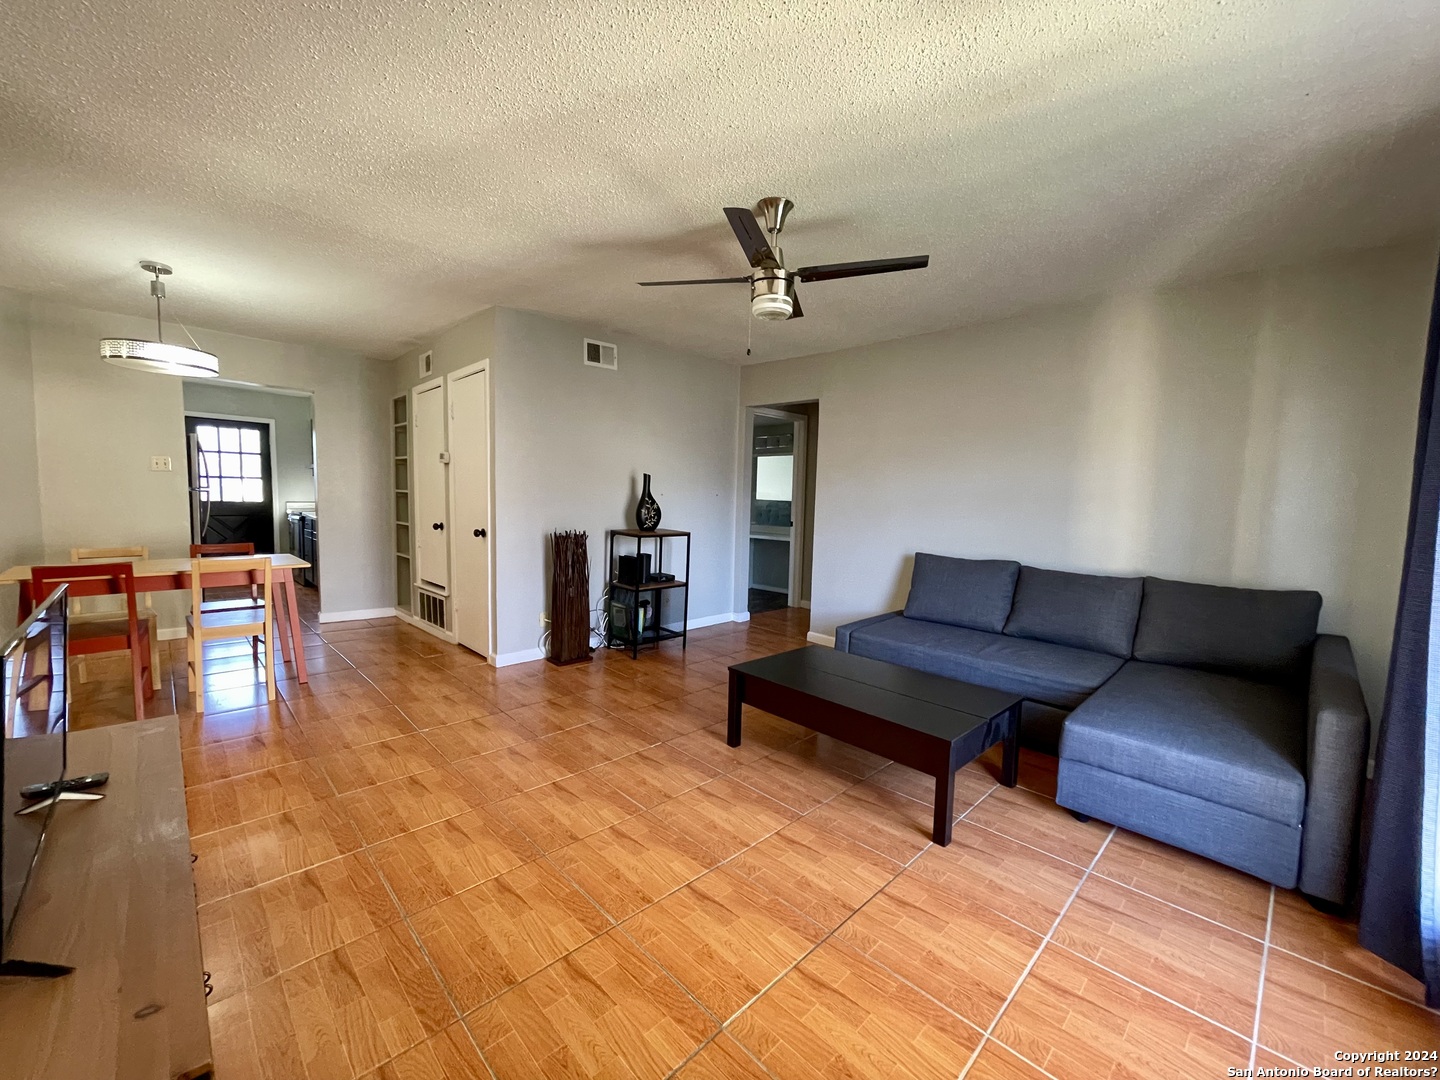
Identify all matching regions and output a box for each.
[416,587,447,630]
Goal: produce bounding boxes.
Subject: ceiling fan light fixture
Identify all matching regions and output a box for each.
[751,292,794,321]
[99,260,220,378]
[99,338,220,377]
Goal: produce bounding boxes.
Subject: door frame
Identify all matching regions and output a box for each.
[445,360,496,662]
[183,410,284,553]
[746,406,808,609]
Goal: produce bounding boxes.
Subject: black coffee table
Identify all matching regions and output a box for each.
[727,646,1023,845]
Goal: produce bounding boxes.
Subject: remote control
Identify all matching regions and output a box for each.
[19,772,110,800]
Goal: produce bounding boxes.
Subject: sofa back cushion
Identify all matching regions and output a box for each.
[1003,566,1143,657]
[903,553,1020,633]
[1132,577,1321,682]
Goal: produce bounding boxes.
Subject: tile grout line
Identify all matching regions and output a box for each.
[310,691,503,1080]
[955,825,1117,1080]
[358,844,502,1080]
[1040,937,1261,1045]
[351,644,511,1079]
[1248,886,1276,1072]
[716,827,944,1040]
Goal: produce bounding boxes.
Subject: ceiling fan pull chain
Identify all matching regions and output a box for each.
[746,310,752,356]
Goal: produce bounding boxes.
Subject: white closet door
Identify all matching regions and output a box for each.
[449,366,491,657]
[413,382,449,589]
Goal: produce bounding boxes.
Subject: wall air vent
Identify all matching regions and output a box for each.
[583,339,617,370]
[419,350,433,377]
[416,585,447,631]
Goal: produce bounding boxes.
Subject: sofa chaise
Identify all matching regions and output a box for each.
[834,553,1370,904]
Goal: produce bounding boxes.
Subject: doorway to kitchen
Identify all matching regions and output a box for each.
[746,402,817,614]
[182,380,319,599]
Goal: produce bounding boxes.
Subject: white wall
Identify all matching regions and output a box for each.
[741,239,1439,714]
[0,288,42,629]
[182,381,316,553]
[22,298,391,627]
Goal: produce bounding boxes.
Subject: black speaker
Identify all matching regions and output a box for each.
[617,553,651,586]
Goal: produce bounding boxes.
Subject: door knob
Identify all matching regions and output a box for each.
[432,522,444,531]
[473,528,486,538]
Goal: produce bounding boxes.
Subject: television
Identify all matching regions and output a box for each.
[1,583,69,970]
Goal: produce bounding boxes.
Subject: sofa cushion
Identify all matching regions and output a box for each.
[1132,577,1321,682]
[903,553,1020,633]
[1060,661,1306,825]
[1002,566,1143,658]
[848,614,1124,711]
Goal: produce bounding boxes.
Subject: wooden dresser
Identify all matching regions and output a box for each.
[0,717,213,1079]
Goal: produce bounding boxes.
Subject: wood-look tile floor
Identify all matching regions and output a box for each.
[68,595,1439,1078]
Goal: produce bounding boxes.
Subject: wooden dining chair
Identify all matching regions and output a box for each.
[32,562,154,721]
[190,541,264,653]
[71,546,161,690]
[187,557,274,713]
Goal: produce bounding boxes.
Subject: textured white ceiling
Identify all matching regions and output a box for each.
[2,1,1438,364]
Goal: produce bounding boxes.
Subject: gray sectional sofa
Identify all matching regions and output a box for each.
[834,554,1371,904]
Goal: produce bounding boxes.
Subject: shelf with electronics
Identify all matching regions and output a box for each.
[606,528,690,658]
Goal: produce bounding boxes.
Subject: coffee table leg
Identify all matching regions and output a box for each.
[1001,703,1021,788]
[727,670,743,747]
[933,767,955,845]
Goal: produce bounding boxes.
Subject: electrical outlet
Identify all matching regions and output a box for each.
[150,455,172,472]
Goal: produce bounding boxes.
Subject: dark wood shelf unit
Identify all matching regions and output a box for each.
[607,528,690,658]
[610,578,687,592]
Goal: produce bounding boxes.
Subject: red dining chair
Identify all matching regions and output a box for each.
[31,561,153,721]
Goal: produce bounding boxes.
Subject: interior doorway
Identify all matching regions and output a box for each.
[746,403,817,614]
[182,380,319,597]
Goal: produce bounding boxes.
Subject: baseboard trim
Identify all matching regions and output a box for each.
[158,627,186,642]
[806,631,836,647]
[687,612,749,630]
[495,647,546,668]
[318,607,397,624]
[394,608,458,644]
[799,600,812,609]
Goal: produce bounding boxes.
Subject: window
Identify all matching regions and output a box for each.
[755,455,794,502]
[196,422,265,503]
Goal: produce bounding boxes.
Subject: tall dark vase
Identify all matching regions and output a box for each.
[635,473,662,531]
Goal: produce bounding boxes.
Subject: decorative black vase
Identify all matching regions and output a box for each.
[635,473,662,531]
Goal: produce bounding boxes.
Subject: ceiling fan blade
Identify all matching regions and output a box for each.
[788,292,804,319]
[637,276,751,286]
[795,255,929,283]
[723,207,779,268]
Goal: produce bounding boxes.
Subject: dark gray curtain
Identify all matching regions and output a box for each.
[1358,254,1440,1007]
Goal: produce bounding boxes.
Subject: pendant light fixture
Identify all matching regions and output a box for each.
[99,261,219,378]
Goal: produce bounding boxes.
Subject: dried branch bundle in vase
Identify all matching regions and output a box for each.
[549,530,592,665]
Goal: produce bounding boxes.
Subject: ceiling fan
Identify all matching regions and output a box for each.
[638,197,929,321]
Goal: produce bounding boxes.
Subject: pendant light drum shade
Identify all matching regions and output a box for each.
[99,261,220,378]
[99,338,219,377]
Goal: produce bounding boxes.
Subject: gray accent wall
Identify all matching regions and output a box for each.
[389,306,740,663]
[12,297,392,627]
[490,308,739,661]
[740,238,1440,714]
[0,288,41,629]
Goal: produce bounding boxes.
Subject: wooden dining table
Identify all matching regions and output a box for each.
[1,554,313,683]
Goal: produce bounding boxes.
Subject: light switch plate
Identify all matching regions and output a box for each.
[150,455,172,472]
